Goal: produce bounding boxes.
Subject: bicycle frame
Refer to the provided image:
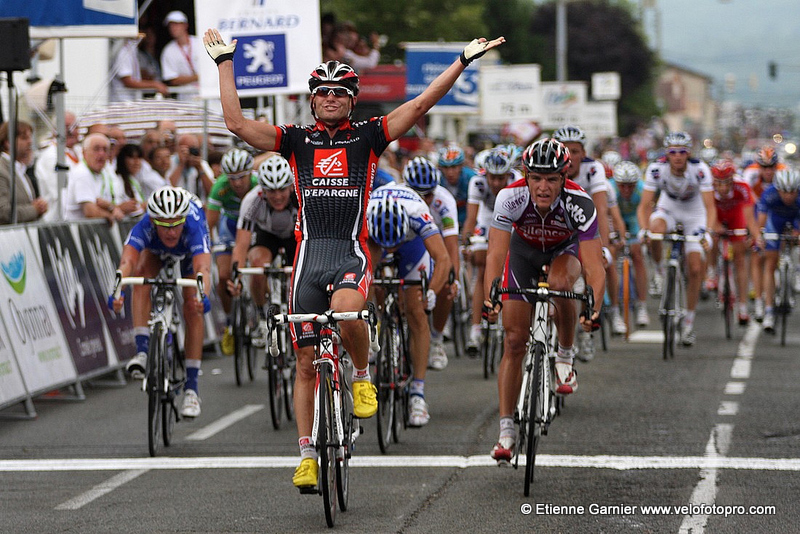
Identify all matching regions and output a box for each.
[763,229,798,346]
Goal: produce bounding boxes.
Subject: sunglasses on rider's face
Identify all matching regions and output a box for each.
[152,217,186,228]
[312,85,354,98]
[667,149,688,155]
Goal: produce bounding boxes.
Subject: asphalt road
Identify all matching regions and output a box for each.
[2,294,800,534]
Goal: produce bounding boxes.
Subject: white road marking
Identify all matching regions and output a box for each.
[717,401,739,416]
[627,330,664,343]
[4,454,800,472]
[54,469,148,510]
[185,404,265,441]
[730,359,751,379]
[724,382,746,395]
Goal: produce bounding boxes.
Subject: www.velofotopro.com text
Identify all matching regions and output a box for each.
[520,503,777,517]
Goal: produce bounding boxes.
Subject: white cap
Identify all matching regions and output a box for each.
[164,11,188,25]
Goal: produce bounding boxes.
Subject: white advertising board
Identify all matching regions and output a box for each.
[0,320,28,408]
[479,64,542,124]
[538,82,588,130]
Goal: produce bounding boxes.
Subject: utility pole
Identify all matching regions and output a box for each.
[556,0,567,81]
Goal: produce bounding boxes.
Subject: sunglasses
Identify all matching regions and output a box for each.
[312,85,354,98]
[667,149,688,155]
[152,217,186,228]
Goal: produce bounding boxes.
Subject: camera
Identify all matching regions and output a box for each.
[189,147,200,156]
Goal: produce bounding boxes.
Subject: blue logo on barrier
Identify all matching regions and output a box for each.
[233,34,288,90]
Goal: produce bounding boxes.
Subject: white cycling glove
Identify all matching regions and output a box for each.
[205,36,237,65]
[637,228,648,241]
[460,39,490,66]
[601,246,613,265]
[426,289,437,311]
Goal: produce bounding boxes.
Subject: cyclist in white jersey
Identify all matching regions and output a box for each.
[553,125,613,358]
[462,147,519,355]
[637,131,716,346]
[402,157,460,371]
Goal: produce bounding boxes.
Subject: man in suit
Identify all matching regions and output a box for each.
[0,120,48,224]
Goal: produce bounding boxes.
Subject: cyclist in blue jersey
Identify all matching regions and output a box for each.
[109,186,212,418]
[438,144,475,227]
[205,27,504,490]
[756,169,800,332]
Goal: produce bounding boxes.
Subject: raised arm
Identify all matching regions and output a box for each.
[385,37,505,141]
[203,29,277,151]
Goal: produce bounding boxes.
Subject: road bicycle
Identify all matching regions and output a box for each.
[480,306,503,380]
[763,227,799,346]
[371,263,416,454]
[232,257,295,429]
[112,260,204,457]
[490,270,593,497]
[268,296,378,527]
[713,229,749,340]
[449,252,472,359]
[228,261,260,387]
[648,228,704,359]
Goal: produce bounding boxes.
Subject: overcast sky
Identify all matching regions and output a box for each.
[643,0,800,109]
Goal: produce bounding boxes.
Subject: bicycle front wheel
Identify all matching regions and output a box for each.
[162,330,182,447]
[336,375,352,512]
[232,297,249,386]
[266,350,284,430]
[524,342,545,497]
[147,323,164,457]
[662,266,677,360]
[374,314,396,454]
[318,365,337,527]
[779,263,790,346]
[722,259,732,340]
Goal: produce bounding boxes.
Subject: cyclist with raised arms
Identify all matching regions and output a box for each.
[367,187,451,426]
[226,154,298,336]
[637,132,716,346]
[438,144,475,227]
[610,161,650,327]
[756,168,800,333]
[206,148,258,354]
[204,27,504,490]
[707,160,761,326]
[403,156,460,370]
[462,147,519,356]
[109,186,212,418]
[483,138,604,464]
[552,125,613,358]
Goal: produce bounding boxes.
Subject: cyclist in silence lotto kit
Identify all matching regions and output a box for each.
[109,186,212,418]
[402,157,461,371]
[637,132,716,346]
[204,27,505,490]
[205,148,258,355]
[609,161,650,327]
[462,146,519,356]
[367,184,451,426]
[483,139,604,464]
[707,160,761,326]
[226,154,298,338]
[437,144,475,227]
[756,168,800,333]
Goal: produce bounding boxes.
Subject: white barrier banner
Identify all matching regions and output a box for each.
[0,229,76,394]
[0,320,28,408]
[197,0,322,99]
[479,64,542,124]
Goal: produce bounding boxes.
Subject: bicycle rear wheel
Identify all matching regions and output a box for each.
[779,263,790,347]
[722,259,732,340]
[318,365,337,527]
[284,344,296,422]
[524,342,545,497]
[374,313,396,453]
[147,323,163,457]
[394,318,411,443]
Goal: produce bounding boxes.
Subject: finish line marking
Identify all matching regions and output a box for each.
[4,454,800,472]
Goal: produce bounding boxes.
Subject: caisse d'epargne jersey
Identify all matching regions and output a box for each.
[492,178,599,252]
[237,185,298,240]
[273,118,391,242]
[643,157,713,203]
[369,183,441,245]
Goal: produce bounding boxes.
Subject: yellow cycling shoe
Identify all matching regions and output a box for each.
[292,458,318,489]
[352,380,378,419]
[221,326,234,356]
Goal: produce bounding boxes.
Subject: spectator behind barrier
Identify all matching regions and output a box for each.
[0,120,48,224]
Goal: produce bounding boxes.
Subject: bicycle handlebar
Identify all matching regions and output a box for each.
[646,232,705,242]
[489,276,595,323]
[113,270,205,302]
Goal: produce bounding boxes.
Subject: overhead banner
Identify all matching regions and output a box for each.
[197,0,322,99]
[0,0,138,38]
[478,64,542,124]
[35,225,110,377]
[0,228,76,395]
[405,43,480,113]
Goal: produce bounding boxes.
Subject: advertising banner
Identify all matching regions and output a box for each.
[0,321,29,409]
[197,0,322,99]
[478,64,542,124]
[405,43,479,113]
[77,224,135,364]
[35,225,109,376]
[0,0,137,38]
[538,82,588,130]
[0,228,76,394]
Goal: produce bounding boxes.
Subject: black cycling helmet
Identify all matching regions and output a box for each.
[308,61,360,96]
[521,138,571,175]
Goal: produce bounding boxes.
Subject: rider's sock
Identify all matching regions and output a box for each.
[431,328,443,343]
[299,436,317,460]
[185,360,201,393]
[499,415,516,441]
[134,327,150,354]
[410,379,425,398]
[470,324,481,339]
[352,365,370,382]
[556,344,576,365]
[684,310,696,326]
